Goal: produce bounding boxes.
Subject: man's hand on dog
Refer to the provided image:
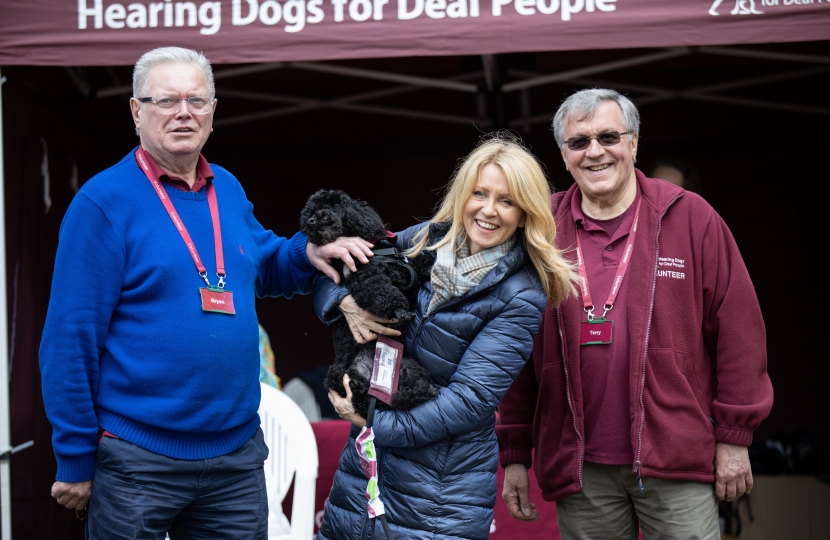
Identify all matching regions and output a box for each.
[307,236,375,284]
[339,294,401,343]
[329,374,367,428]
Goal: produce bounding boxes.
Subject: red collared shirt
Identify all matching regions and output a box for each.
[134,149,214,192]
[571,190,641,465]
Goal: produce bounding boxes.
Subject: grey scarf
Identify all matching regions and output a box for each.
[427,236,516,315]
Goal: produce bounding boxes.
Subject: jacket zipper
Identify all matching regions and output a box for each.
[558,307,584,489]
[633,193,683,493]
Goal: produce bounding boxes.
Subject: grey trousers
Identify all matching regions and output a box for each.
[556,461,720,540]
[87,429,269,540]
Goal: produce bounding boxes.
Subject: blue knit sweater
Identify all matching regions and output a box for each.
[40,149,316,483]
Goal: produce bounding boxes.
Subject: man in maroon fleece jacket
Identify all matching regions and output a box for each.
[496,88,772,539]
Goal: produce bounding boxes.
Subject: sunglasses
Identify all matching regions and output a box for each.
[564,131,631,151]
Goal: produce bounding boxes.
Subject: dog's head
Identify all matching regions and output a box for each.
[301,190,348,245]
[301,189,387,245]
[302,208,343,245]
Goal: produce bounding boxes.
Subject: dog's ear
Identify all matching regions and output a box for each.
[339,197,387,240]
[411,253,436,284]
[322,190,348,208]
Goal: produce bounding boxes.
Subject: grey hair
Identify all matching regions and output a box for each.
[551,88,640,148]
[132,47,215,100]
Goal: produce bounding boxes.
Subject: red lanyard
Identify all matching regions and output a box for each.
[135,147,226,289]
[574,197,641,321]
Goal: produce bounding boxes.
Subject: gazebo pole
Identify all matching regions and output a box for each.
[0,65,12,540]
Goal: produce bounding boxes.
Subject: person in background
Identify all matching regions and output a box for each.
[282,366,339,422]
[258,324,280,388]
[39,46,372,538]
[498,88,772,540]
[647,157,702,194]
[314,134,577,539]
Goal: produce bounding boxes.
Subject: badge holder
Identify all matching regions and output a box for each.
[574,197,641,347]
[368,336,403,405]
[139,152,236,317]
[199,273,235,315]
[580,306,613,346]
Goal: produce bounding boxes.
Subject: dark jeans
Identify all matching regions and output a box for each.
[87,428,269,540]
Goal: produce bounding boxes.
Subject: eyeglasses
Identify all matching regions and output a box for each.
[564,131,631,151]
[137,96,214,115]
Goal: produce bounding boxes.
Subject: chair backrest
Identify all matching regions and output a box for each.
[259,383,319,540]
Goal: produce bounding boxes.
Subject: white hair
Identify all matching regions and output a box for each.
[132,47,215,100]
[551,88,640,147]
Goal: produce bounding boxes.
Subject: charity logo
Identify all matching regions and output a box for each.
[657,256,686,280]
[709,0,763,16]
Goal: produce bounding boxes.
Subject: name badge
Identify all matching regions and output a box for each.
[580,319,613,345]
[200,287,236,315]
[368,336,403,406]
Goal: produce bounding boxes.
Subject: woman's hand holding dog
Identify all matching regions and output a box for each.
[339,294,401,343]
[306,236,375,284]
[328,374,367,428]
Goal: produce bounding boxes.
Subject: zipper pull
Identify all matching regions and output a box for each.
[635,460,644,493]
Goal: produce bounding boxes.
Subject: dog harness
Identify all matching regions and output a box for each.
[342,236,421,292]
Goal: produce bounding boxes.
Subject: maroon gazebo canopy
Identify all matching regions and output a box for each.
[1,0,829,65]
[0,0,828,539]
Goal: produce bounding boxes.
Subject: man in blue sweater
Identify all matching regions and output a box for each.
[39,47,372,538]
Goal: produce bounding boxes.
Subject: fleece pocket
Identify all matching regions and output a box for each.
[639,348,715,474]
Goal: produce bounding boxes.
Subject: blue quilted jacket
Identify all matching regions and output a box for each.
[312,222,546,540]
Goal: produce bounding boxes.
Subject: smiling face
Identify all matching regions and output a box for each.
[130,61,216,165]
[462,163,526,256]
[560,100,638,206]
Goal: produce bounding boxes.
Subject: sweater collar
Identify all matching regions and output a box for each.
[132,147,214,193]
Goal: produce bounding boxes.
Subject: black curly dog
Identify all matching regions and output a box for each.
[301,189,438,418]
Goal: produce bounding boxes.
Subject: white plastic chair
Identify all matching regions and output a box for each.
[259,382,320,540]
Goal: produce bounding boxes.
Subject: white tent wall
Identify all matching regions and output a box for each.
[0,73,26,540]
[0,65,12,540]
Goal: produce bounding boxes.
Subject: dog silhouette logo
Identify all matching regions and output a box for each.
[709,0,763,15]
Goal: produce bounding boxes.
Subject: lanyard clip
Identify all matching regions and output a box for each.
[601,304,613,319]
[584,306,595,321]
[217,274,226,289]
[199,272,211,287]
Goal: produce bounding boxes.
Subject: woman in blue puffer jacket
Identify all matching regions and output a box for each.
[313,134,577,540]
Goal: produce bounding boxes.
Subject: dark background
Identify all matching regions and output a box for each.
[2,40,828,538]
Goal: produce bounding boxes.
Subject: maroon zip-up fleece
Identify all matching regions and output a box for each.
[496,169,773,502]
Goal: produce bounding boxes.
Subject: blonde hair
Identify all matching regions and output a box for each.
[408,133,577,306]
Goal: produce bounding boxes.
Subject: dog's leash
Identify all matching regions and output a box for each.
[357,396,397,540]
[364,397,396,540]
